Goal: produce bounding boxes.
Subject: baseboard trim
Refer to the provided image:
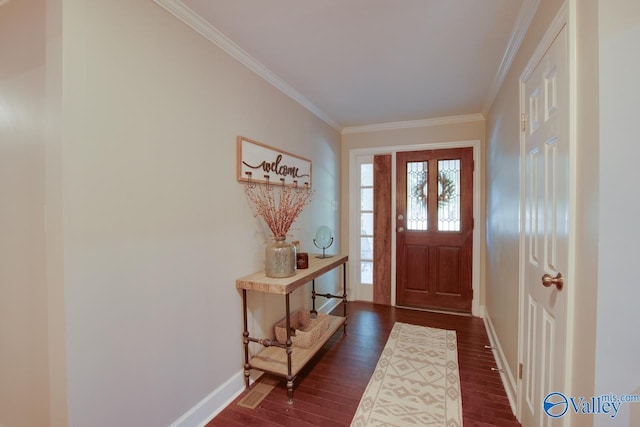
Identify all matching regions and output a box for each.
[170,299,342,427]
[169,370,245,427]
[317,296,342,314]
[483,313,518,416]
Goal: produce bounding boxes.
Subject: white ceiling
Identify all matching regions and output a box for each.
[156,0,536,131]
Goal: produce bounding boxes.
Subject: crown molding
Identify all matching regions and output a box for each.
[341,113,485,135]
[482,0,541,115]
[153,0,341,131]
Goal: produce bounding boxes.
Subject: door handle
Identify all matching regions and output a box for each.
[397,227,404,233]
[542,273,564,291]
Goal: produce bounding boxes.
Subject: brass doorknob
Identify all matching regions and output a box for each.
[397,227,405,232]
[542,273,564,291]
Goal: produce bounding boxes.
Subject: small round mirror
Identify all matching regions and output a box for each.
[313,226,334,258]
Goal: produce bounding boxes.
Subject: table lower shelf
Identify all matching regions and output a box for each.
[249,315,346,377]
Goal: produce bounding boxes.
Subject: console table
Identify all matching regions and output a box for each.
[236,254,348,404]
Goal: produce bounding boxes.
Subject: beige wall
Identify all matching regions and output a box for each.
[45,1,67,425]
[341,120,485,304]
[0,1,52,426]
[485,0,565,387]
[61,1,340,425]
[3,0,341,425]
[595,1,640,426]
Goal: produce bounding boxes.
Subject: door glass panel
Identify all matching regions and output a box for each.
[438,159,461,231]
[407,161,428,230]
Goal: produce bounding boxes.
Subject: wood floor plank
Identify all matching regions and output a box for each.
[207,301,520,426]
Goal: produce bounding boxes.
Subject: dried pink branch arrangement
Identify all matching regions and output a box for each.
[244,184,314,238]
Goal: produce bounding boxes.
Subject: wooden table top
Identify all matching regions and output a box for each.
[236,254,348,295]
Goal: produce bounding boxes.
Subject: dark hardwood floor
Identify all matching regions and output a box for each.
[208,301,521,426]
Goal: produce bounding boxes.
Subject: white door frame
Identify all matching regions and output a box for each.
[348,139,482,316]
[517,1,577,421]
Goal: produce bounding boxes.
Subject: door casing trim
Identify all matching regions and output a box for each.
[348,139,482,316]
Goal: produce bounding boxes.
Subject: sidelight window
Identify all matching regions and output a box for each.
[359,161,374,285]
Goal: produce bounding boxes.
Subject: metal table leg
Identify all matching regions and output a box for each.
[285,293,294,404]
[242,289,250,390]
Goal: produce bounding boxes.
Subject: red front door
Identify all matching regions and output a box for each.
[396,148,473,312]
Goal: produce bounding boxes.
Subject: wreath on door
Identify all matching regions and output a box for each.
[414,172,456,207]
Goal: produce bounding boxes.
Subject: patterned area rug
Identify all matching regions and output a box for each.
[350,322,463,426]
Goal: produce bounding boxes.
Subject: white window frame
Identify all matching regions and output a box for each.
[350,154,374,302]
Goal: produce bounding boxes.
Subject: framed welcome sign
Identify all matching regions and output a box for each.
[236,136,312,188]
